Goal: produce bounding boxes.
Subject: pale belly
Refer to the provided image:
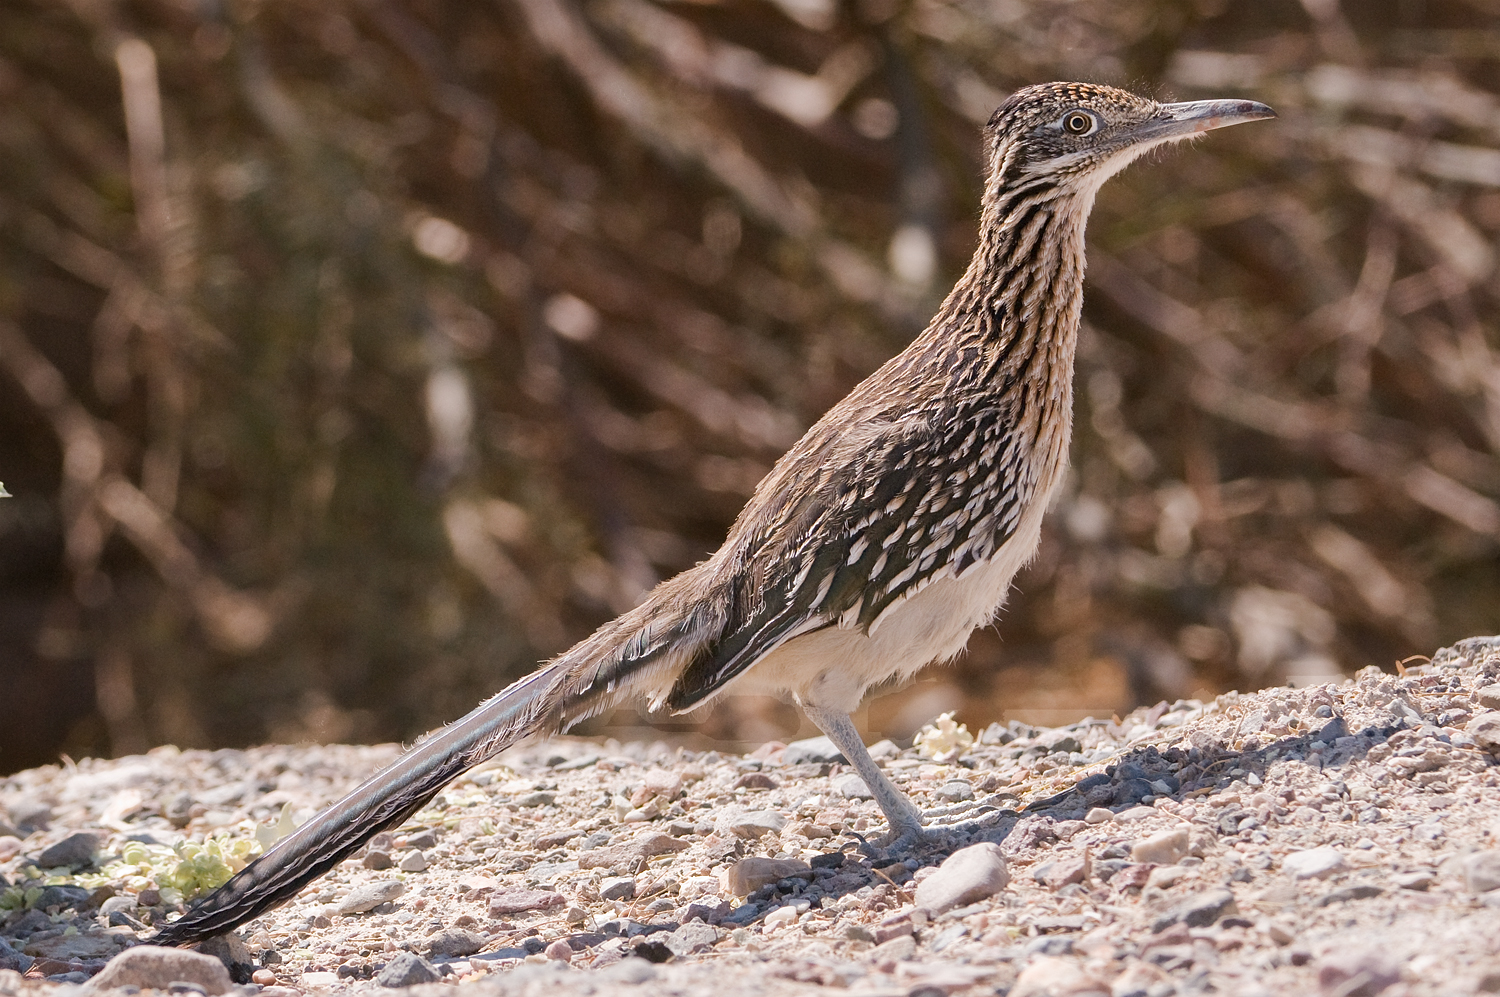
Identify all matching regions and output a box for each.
[728,508,1048,714]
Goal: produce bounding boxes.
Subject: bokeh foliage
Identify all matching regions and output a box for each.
[3,0,1500,772]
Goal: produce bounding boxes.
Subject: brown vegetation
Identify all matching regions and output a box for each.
[1,0,1498,772]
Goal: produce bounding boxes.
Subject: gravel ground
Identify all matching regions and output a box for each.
[8,638,1500,997]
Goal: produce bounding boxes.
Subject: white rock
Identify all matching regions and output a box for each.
[1130,827,1190,865]
[1011,955,1109,996]
[1282,846,1347,880]
[399,849,429,872]
[762,905,798,930]
[914,842,1009,914]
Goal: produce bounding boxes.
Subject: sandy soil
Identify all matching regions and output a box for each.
[5,638,1500,997]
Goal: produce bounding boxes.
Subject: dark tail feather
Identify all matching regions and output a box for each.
[153,665,564,946]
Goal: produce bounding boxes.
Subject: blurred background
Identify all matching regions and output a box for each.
[2,0,1499,775]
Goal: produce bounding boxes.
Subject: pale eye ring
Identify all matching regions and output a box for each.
[1062,110,1096,135]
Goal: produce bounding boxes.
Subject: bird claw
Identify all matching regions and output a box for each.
[856,806,1013,862]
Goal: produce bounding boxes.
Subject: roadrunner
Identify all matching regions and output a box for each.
[157,83,1272,945]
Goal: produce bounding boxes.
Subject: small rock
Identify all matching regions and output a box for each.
[723,857,813,896]
[733,772,778,791]
[1039,853,1090,890]
[1469,714,1500,751]
[914,842,1010,914]
[935,780,975,802]
[601,876,637,901]
[1130,827,1189,865]
[762,905,798,930]
[24,933,121,961]
[783,736,845,765]
[36,833,101,870]
[398,849,428,872]
[1392,870,1436,891]
[515,791,556,807]
[1318,884,1384,905]
[404,829,438,849]
[640,768,684,800]
[666,923,719,957]
[1085,808,1112,824]
[375,952,441,988]
[727,810,786,839]
[1145,865,1187,890]
[833,774,873,800]
[251,969,276,986]
[86,946,232,995]
[1478,684,1500,710]
[1465,851,1500,894]
[488,888,565,915]
[428,928,484,958]
[300,971,339,988]
[1316,948,1399,996]
[1110,960,1173,997]
[337,880,405,914]
[543,939,573,962]
[578,831,691,873]
[190,933,253,982]
[1011,955,1108,997]
[870,934,916,963]
[1283,846,1347,880]
[1152,888,1237,931]
[362,850,393,870]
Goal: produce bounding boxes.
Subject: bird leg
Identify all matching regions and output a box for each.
[804,705,1013,855]
[803,705,926,850]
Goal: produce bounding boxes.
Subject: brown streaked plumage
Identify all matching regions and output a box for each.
[155,83,1273,945]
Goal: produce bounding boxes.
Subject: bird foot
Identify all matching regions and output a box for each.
[857,804,1015,861]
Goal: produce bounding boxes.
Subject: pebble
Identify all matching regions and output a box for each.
[762,906,798,930]
[1316,948,1399,996]
[578,831,691,872]
[1010,955,1107,997]
[398,849,429,871]
[1145,865,1187,889]
[488,888,565,915]
[1477,684,1500,710]
[1393,869,1436,891]
[1468,714,1500,751]
[600,876,637,901]
[1464,851,1500,893]
[1152,888,1237,931]
[935,780,975,802]
[914,842,1010,914]
[362,849,393,870]
[87,947,232,995]
[833,774,874,800]
[300,971,340,987]
[375,952,441,988]
[1282,846,1348,880]
[782,736,845,765]
[733,772,778,791]
[1085,807,1112,824]
[35,833,100,870]
[428,928,484,957]
[727,810,787,839]
[544,939,573,962]
[665,923,719,956]
[1130,827,1189,865]
[336,880,405,914]
[251,969,276,986]
[723,857,812,896]
[1114,806,1157,822]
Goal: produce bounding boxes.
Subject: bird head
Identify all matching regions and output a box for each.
[984,82,1275,204]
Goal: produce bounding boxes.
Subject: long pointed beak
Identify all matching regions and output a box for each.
[1131,98,1276,144]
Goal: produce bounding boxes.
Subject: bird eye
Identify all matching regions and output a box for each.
[1062,111,1096,135]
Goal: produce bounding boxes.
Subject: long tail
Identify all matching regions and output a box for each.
[152,665,561,945]
[154,577,723,946]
